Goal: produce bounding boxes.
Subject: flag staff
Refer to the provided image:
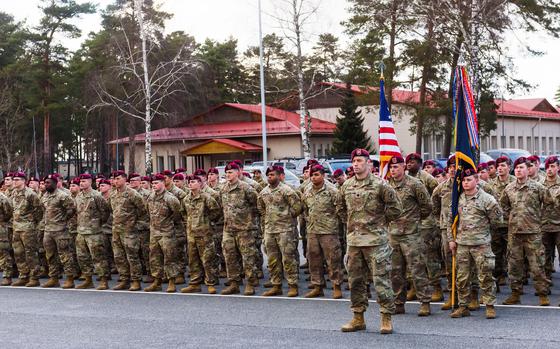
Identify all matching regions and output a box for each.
[258,0,268,166]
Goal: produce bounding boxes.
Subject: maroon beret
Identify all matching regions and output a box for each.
[189,175,203,182]
[194,168,207,176]
[175,168,186,174]
[128,173,141,181]
[45,174,59,182]
[423,160,436,168]
[4,172,14,178]
[405,153,422,164]
[447,155,456,168]
[351,148,370,160]
[461,167,477,179]
[477,162,488,171]
[513,156,529,168]
[71,177,80,185]
[306,159,319,167]
[95,174,105,180]
[432,168,444,177]
[162,170,174,177]
[112,170,127,178]
[80,174,93,180]
[345,166,354,175]
[495,156,511,166]
[242,172,251,178]
[309,164,326,175]
[233,159,244,167]
[141,176,151,182]
[98,179,111,186]
[266,165,284,175]
[332,169,344,178]
[544,156,559,169]
[527,155,540,163]
[173,173,185,181]
[51,173,62,180]
[28,176,40,183]
[225,163,240,171]
[152,173,166,181]
[13,171,27,179]
[252,168,262,173]
[207,168,219,175]
[390,156,405,164]
[486,160,496,167]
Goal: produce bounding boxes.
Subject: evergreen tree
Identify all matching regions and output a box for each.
[331,84,372,155]
[555,86,560,105]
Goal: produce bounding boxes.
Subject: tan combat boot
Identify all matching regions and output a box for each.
[25,278,40,287]
[485,305,496,319]
[468,290,480,310]
[166,278,176,293]
[175,274,186,285]
[1,277,12,286]
[502,291,521,305]
[431,285,444,302]
[97,277,109,290]
[442,292,458,310]
[340,312,366,332]
[12,277,29,287]
[262,285,282,297]
[42,277,60,288]
[180,284,201,293]
[287,285,298,297]
[406,286,417,301]
[207,285,217,294]
[263,280,273,288]
[113,280,130,290]
[333,284,343,299]
[143,275,154,284]
[450,306,470,318]
[62,276,75,289]
[418,302,431,316]
[220,282,240,295]
[380,313,393,334]
[304,286,324,298]
[144,278,162,292]
[129,280,142,291]
[76,276,94,289]
[498,275,507,286]
[244,283,255,296]
[539,295,550,306]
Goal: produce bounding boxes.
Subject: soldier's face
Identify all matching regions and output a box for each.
[45,179,57,192]
[188,179,201,191]
[208,173,219,182]
[497,163,509,176]
[406,160,421,173]
[99,183,111,194]
[546,163,559,177]
[129,178,140,188]
[488,165,497,176]
[514,163,529,179]
[12,177,25,189]
[140,181,150,189]
[423,164,435,175]
[164,177,172,186]
[310,171,324,186]
[479,170,489,181]
[114,175,126,188]
[70,184,80,194]
[528,162,538,176]
[173,179,184,188]
[335,175,346,185]
[4,178,12,188]
[28,181,39,190]
[303,169,310,180]
[39,182,45,192]
[253,172,262,180]
[435,173,446,183]
[225,169,238,182]
[267,172,280,186]
[352,156,369,176]
[389,163,405,179]
[447,164,456,177]
[461,175,478,192]
[80,179,92,190]
[152,180,165,192]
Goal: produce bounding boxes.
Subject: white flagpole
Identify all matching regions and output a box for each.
[258,0,268,166]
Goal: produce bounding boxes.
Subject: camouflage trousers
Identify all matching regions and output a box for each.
[103,232,115,271]
[347,244,395,315]
[508,233,550,295]
[389,233,431,304]
[264,231,299,286]
[542,231,560,279]
[307,233,343,287]
[138,229,150,275]
[187,234,218,286]
[441,229,479,291]
[76,233,109,278]
[222,229,258,284]
[70,232,81,277]
[149,234,179,279]
[0,225,14,278]
[175,228,187,275]
[37,229,49,276]
[112,228,142,281]
[255,219,264,273]
[211,223,226,271]
[420,225,442,287]
[44,230,79,278]
[12,229,40,279]
[456,244,496,306]
[491,227,508,278]
[299,216,308,259]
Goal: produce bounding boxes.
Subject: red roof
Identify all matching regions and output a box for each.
[318,82,423,104]
[495,98,560,120]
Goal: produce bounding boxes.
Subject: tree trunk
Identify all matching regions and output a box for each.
[293,0,311,159]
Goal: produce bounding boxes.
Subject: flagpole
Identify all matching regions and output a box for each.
[258,0,268,166]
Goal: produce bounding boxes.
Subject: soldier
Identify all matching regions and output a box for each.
[144,173,181,293]
[257,165,302,297]
[220,162,260,296]
[389,155,433,316]
[500,157,551,305]
[302,164,344,299]
[68,177,81,277]
[337,149,401,334]
[173,173,188,192]
[527,155,545,182]
[163,170,188,284]
[0,191,14,286]
[422,160,437,175]
[98,178,116,275]
[207,167,226,276]
[108,170,147,291]
[207,167,222,191]
[95,174,105,189]
[540,156,560,281]
[433,169,446,183]
[477,163,490,182]
[140,176,151,191]
[11,172,42,287]
[28,177,40,193]
[180,175,221,294]
[252,168,266,188]
[40,175,79,288]
[448,168,502,319]
[332,169,346,188]
[129,173,152,283]
[345,166,355,178]
[487,160,497,180]
[74,174,111,290]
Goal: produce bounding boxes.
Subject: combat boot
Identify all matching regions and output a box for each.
[468,290,480,310]
[263,280,273,288]
[62,276,75,289]
[418,302,431,316]
[304,286,324,298]
[207,285,217,294]
[431,285,444,302]
[42,277,60,288]
[97,277,109,290]
[143,275,154,284]
[340,312,366,332]
[129,280,141,291]
[395,303,405,314]
[498,275,507,286]
[1,277,12,286]
[262,285,282,296]
[221,282,240,295]
[287,284,298,297]
[485,305,496,319]
[166,278,176,293]
[144,278,162,292]
[25,278,40,287]
[441,292,458,310]
[113,280,130,290]
[502,291,521,305]
[380,313,393,334]
[539,295,550,306]
[12,277,29,287]
[76,276,94,289]
[175,274,186,285]
[450,306,470,318]
[180,284,202,293]
[244,283,255,296]
[333,284,343,299]
[406,286,417,301]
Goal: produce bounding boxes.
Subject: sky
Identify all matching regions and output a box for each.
[2,0,559,103]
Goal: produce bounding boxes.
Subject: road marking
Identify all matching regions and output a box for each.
[2,286,559,310]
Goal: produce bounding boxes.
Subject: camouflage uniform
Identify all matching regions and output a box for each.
[147,190,181,280]
[0,193,14,279]
[241,176,264,273]
[183,190,221,286]
[40,189,79,279]
[75,189,111,278]
[499,179,551,295]
[108,187,146,282]
[448,189,502,306]
[541,176,560,279]
[303,182,343,287]
[489,174,516,279]
[135,187,151,276]
[221,180,259,285]
[206,183,226,273]
[388,174,432,305]
[36,192,49,276]
[68,192,80,276]
[166,183,187,276]
[12,187,42,280]
[257,182,302,287]
[336,173,401,315]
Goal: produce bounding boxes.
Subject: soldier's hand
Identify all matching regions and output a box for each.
[449,241,457,256]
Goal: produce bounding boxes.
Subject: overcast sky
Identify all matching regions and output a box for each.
[2,0,559,103]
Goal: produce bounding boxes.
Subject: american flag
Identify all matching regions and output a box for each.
[378,77,401,179]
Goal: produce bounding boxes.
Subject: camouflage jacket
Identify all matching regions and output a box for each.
[167,183,186,231]
[336,173,402,247]
[478,179,496,197]
[101,194,113,235]
[302,182,339,235]
[108,187,146,231]
[241,175,263,193]
[40,188,76,232]
[202,185,223,225]
[448,189,503,245]
[134,187,151,231]
[431,177,454,230]
[147,190,181,237]
[489,175,515,229]
[0,192,13,226]
[76,189,110,235]
[540,175,560,233]
[68,192,78,233]
[12,187,42,232]
[529,172,546,183]
[388,175,432,235]
[257,182,302,234]
[182,190,221,238]
[220,180,258,232]
[411,170,438,229]
[500,179,550,234]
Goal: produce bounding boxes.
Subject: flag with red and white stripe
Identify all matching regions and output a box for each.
[378,77,401,179]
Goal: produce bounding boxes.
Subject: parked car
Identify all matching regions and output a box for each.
[321,158,353,176]
[214,165,300,188]
[485,148,531,163]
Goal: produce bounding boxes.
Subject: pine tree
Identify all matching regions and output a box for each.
[555,86,560,106]
[331,84,372,155]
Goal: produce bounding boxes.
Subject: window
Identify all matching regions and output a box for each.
[422,135,432,159]
[500,136,506,148]
[491,136,498,149]
[157,156,164,173]
[509,136,515,148]
[518,136,523,150]
[435,135,443,158]
[318,144,324,157]
[542,137,547,155]
[481,136,488,152]
[168,155,176,171]
[549,137,554,155]
[534,137,539,154]
[557,137,560,153]
[180,156,187,169]
[313,143,317,157]
[217,160,226,166]
[527,137,532,153]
